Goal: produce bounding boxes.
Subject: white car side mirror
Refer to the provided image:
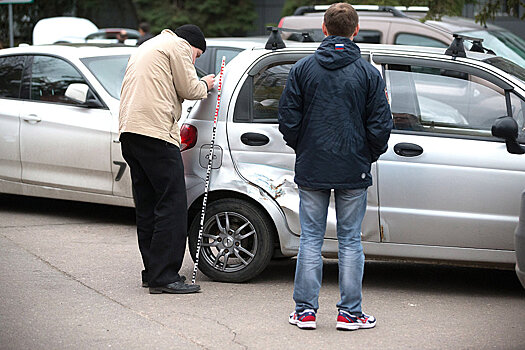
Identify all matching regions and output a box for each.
[65,83,89,104]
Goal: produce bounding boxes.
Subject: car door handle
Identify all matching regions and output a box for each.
[394,142,423,157]
[241,132,269,146]
[22,115,42,124]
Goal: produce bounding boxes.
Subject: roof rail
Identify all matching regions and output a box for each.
[292,5,428,16]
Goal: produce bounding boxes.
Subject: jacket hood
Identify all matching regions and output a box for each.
[315,36,361,70]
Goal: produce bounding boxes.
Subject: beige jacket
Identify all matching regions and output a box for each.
[119,29,208,147]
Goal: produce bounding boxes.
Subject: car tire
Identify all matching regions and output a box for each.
[188,198,274,283]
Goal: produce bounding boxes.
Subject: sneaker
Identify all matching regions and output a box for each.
[336,310,376,331]
[289,309,317,329]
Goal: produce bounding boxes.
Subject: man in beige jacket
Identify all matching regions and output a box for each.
[119,24,215,294]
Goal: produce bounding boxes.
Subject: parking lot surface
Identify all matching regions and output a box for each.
[0,194,524,350]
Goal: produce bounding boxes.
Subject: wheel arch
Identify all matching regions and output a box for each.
[187,189,281,253]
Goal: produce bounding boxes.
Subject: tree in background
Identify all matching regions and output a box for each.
[0,0,137,45]
[132,0,257,36]
[281,0,525,25]
[0,0,255,46]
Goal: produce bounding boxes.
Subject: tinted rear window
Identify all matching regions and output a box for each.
[0,55,25,98]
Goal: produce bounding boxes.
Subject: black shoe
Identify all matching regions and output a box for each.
[149,280,199,294]
[142,276,186,288]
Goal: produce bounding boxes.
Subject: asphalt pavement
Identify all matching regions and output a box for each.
[0,194,524,350]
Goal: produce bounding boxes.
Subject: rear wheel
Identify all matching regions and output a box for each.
[188,198,274,282]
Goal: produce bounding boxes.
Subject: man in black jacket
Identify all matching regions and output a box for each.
[279,3,392,331]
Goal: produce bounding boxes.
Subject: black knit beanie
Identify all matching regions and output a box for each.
[174,24,206,53]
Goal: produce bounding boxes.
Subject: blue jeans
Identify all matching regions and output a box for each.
[293,187,367,314]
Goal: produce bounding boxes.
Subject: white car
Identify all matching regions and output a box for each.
[0,44,135,206]
[33,17,98,45]
[0,39,266,206]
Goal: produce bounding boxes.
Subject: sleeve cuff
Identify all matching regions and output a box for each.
[200,79,209,93]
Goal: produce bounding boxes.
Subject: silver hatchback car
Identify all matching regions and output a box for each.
[182,39,525,282]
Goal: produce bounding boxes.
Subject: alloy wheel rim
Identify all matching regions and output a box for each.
[200,211,258,272]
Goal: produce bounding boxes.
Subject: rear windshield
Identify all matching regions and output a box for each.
[81,55,129,99]
[483,56,525,85]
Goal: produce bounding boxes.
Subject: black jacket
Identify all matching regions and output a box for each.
[278,36,393,189]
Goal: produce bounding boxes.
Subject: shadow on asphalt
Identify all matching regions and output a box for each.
[255,258,525,297]
[0,193,135,225]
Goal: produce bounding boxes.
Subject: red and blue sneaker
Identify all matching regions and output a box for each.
[336,310,376,331]
[289,309,317,329]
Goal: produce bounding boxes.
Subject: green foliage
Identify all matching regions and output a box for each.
[132,0,257,37]
[0,0,137,46]
[475,0,525,26]
[424,0,473,20]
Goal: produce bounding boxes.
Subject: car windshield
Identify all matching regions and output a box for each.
[459,30,525,67]
[80,55,129,99]
[483,56,525,84]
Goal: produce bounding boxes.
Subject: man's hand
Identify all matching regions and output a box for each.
[202,74,215,92]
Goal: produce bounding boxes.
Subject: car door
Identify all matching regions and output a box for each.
[0,55,26,183]
[227,53,380,242]
[376,55,525,250]
[19,55,113,194]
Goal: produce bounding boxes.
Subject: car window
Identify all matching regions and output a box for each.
[511,93,525,141]
[195,48,212,74]
[394,33,448,48]
[354,30,381,44]
[0,55,26,99]
[30,56,87,105]
[234,55,370,124]
[384,63,514,138]
[253,63,294,122]
[81,55,129,99]
[214,48,243,74]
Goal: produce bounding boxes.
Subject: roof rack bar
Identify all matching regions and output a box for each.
[293,5,428,16]
[265,27,286,50]
[444,33,496,58]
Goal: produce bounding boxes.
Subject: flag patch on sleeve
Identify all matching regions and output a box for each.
[335,44,344,50]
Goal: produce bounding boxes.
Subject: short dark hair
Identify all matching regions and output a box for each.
[324,3,358,37]
[139,22,150,33]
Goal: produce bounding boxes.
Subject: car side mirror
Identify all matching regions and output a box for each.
[65,83,103,108]
[491,116,525,154]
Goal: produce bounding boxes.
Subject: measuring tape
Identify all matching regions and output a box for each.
[192,56,226,285]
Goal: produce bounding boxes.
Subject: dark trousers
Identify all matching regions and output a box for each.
[120,132,187,287]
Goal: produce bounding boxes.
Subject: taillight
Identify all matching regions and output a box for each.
[277,17,284,28]
[180,124,197,151]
